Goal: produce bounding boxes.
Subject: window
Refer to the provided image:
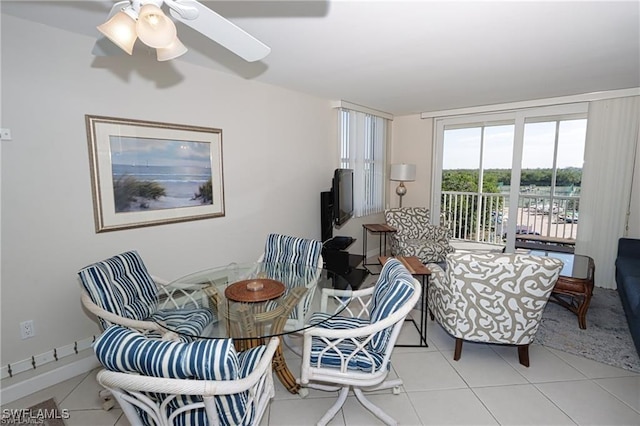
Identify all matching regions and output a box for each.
[434,104,588,251]
[339,108,388,217]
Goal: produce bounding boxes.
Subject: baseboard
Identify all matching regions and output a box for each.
[0,353,100,404]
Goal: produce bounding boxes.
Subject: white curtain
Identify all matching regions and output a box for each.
[342,109,387,217]
[576,96,640,289]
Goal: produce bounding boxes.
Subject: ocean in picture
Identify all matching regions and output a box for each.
[112,164,213,212]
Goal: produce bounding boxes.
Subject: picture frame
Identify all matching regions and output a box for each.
[85,115,225,232]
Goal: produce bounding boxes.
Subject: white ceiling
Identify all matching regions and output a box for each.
[3,0,639,115]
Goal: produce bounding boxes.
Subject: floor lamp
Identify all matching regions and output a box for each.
[390,163,416,207]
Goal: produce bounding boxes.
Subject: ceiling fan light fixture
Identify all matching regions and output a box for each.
[97,10,137,55]
[156,36,188,61]
[136,4,177,49]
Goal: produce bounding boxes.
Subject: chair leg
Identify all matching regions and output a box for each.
[518,344,530,367]
[453,338,463,361]
[354,388,398,426]
[317,386,350,426]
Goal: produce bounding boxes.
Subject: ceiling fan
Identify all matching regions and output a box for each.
[95,0,271,62]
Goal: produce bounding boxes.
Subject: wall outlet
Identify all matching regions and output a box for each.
[0,128,12,140]
[20,320,35,339]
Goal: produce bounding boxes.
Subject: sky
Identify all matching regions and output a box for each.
[443,119,587,170]
[109,136,212,168]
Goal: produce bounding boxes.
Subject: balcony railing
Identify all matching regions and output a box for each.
[441,191,579,247]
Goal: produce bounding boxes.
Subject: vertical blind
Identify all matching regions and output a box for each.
[340,109,387,217]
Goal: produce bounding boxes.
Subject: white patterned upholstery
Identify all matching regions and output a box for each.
[94,325,277,426]
[298,259,421,425]
[385,207,454,264]
[78,250,215,339]
[428,252,563,366]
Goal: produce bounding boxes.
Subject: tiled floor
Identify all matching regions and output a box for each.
[3,316,640,425]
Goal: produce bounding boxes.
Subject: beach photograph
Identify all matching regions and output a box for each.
[109,136,214,213]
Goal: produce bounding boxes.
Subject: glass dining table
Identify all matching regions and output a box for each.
[154,261,355,394]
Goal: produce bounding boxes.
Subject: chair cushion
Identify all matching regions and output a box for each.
[385,208,454,263]
[262,234,323,267]
[94,325,256,426]
[151,308,216,338]
[261,235,323,323]
[308,312,370,329]
[369,259,416,352]
[78,251,158,327]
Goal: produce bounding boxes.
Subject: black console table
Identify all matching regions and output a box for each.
[322,236,368,290]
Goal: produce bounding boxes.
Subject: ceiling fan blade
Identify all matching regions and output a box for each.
[168,0,271,62]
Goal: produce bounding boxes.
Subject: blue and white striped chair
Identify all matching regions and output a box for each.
[298,258,421,426]
[94,325,278,426]
[78,250,215,340]
[257,234,323,332]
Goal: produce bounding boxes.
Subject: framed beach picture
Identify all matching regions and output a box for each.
[85,115,225,232]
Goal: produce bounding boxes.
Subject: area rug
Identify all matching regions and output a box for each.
[23,398,67,426]
[536,287,640,373]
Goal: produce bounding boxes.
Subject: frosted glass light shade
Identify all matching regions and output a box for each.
[390,164,416,182]
[157,37,188,61]
[136,4,177,48]
[97,11,137,55]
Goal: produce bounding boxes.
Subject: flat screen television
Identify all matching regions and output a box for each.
[332,168,354,227]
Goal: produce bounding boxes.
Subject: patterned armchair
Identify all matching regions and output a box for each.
[385,207,454,264]
[94,325,278,426]
[428,252,563,367]
[298,259,421,425]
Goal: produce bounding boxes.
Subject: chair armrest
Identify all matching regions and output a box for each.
[618,238,640,259]
[80,291,166,336]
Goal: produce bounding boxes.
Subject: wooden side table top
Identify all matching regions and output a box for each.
[363,223,397,233]
[379,256,431,276]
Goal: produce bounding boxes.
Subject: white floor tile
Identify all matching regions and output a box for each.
[473,384,575,425]
[58,368,105,410]
[536,379,640,425]
[548,347,640,379]
[341,392,422,425]
[65,408,125,426]
[391,351,467,392]
[409,388,499,425]
[446,346,528,388]
[493,344,587,383]
[594,375,640,413]
[268,396,346,425]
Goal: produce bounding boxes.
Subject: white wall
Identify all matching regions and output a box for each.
[0,15,339,384]
[389,115,433,209]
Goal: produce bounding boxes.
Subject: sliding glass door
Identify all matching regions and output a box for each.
[432,104,588,252]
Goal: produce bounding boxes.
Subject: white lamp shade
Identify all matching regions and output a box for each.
[390,164,416,181]
[136,4,177,48]
[97,11,137,55]
[157,37,188,61]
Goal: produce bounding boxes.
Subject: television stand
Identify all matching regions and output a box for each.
[322,237,368,290]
